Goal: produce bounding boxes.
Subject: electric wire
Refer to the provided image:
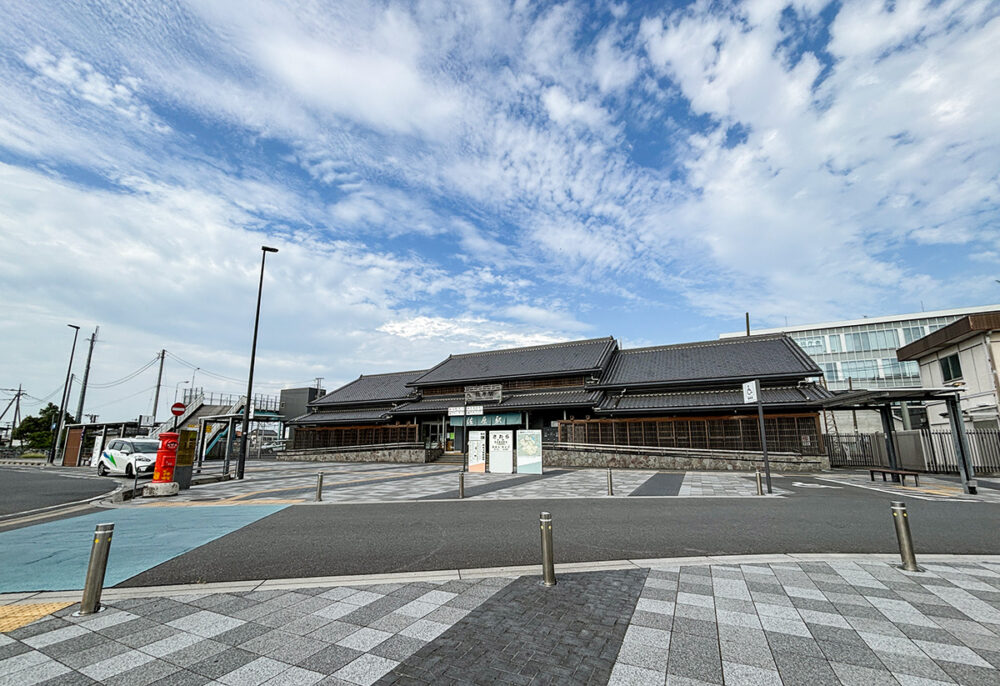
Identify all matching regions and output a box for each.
[87,355,160,389]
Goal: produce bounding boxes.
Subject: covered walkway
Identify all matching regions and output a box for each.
[818,388,978,494]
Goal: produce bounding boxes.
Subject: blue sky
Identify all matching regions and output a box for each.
[2,0,999,422]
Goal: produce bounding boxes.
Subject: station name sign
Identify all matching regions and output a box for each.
[449,405,484,416]
[465,383,502,403]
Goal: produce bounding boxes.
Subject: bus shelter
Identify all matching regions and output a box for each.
[817,388,977,494]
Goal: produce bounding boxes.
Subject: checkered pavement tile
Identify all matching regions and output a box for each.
[1,578,511,685]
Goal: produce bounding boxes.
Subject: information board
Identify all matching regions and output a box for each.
[488,430,514,473]
[468,430,486,472]
[516,429,542,474]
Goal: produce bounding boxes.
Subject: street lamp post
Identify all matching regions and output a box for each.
[50,324,80,463]
[237,246,278,479]
[174,380,189,404]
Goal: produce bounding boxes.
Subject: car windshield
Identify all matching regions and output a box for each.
[130,441,160,453]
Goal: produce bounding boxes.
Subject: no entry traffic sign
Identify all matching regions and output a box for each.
[170,402,186,416]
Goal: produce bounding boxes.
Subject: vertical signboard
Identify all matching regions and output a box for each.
[468,430,486,472]
[488,430,514,473]
[516,429,543,474]
[743,379,772,494]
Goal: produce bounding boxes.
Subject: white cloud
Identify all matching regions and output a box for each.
[23,46,170,133]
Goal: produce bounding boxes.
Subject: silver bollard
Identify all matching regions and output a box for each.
[76,523,114,615]
[540,512,556,587]
[458,471,464,499]
[890,501,922,572]
[607,467,614,496]
[755,470,764,496]
[315,472,323,502]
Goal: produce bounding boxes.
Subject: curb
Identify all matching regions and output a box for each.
[4,553,1000,605]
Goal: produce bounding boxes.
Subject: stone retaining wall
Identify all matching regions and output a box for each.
[543,445,827,472]
[280,444,427,463]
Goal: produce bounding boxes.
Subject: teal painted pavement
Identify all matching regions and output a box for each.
[0,505,286,593]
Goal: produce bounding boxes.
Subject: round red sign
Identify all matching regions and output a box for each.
[170,402,186,416]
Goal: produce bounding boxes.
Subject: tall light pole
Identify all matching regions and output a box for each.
[51,324,80,463]
[174,380,189,403]
[237,245,278,479]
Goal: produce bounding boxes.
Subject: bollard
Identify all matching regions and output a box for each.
[76,523,114,615]
[315,472,323,502]
[458,471,465,499]
[755,470,764,496]
[890,501,922,572]
[607,467,614,496]
[539,512,556,586]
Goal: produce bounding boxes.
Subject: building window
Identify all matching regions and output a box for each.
[795,336,826,354]
[845,330,899,352]
[828,334,841,353]
[940,354,962,382]
[842,360,880,380]
[902,326,926,344]
[819,362,839,381]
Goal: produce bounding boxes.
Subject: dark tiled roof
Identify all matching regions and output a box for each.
[598,384,833,413]
[409,337,617,387]
[311,370,425,407]
[498,389,602,409]
[288,408,392,425]
[598,335,820,389]
[390,395,484,416]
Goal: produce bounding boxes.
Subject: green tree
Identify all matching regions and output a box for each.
[12,403,75,449]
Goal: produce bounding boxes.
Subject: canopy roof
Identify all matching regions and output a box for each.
[816,388,961,409]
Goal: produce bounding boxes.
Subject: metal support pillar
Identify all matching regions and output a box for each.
[222,418,234,476]
[890,501,922,572]
[945,396,977,495]
[77,523,114,615]
[879,405,900,480]
[539,512,556,586]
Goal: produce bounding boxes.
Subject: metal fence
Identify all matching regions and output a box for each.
[825,429,1000,474]
[823,433,886,468]
[922,429,1000,474]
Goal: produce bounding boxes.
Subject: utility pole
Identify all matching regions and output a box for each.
[76,326,99,422]
[151,349,165,424]
[52,324,80,463]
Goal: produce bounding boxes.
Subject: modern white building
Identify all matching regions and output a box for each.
[720,304,1000,393]
[896,311,1000,430]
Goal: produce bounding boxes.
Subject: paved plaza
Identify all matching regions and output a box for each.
[3,556,1000,685]
[115,461,1000,506]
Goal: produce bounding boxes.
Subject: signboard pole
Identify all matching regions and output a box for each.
[463,398,468,472]
[755,380,773,494]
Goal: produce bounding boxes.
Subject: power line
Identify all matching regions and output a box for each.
[88,355,160,388]
[86,384,159,412]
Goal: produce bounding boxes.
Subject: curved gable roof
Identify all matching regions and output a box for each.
[409,337,617,387]
[598,335,820,389]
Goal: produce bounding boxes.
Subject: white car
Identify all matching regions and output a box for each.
[96,438,159,477]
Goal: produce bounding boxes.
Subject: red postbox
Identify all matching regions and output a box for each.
[153,432,179,483]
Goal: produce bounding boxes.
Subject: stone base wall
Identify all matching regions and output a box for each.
[280,445,427,464]
[543,445,827,472]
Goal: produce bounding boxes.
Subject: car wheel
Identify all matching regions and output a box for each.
[125,464,134,478]
[98,462,108,477]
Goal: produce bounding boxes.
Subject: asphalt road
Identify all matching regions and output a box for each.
[0,466,118,517]
[120,481,1000,586]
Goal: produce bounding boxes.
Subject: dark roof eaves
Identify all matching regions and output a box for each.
[592,370,815,391]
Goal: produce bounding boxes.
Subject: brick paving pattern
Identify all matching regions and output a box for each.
[677,473,790,497]
[1,577,512,686]
[378,569,648,685]
[3,559,1000,684]
[611,559,1000,685]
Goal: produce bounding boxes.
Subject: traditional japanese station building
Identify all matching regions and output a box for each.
[287,334,833,470]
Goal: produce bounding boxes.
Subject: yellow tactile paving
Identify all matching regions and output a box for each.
[0,602,73,632]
